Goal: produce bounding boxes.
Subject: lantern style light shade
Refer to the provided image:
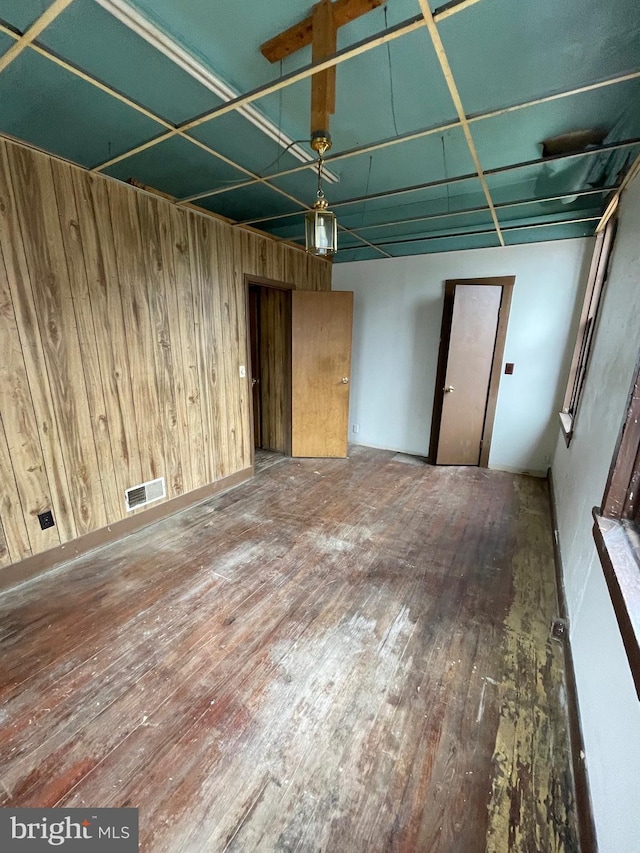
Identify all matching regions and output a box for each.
[305,203,337,256]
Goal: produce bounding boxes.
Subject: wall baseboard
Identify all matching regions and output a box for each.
[547,468,598,853]
[0,467,253,594]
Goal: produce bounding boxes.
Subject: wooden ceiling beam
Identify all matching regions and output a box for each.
[311,0,337,136]
[261,0,385,63]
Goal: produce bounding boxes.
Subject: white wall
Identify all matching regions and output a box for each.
[333,237,592,474]
[551,175,640,853]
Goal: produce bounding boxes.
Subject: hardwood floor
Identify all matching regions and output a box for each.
[254,449,287,475]
[0,447,580,852]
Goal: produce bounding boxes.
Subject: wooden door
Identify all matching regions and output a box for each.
[436,284,502,465]
[291,291,353,458]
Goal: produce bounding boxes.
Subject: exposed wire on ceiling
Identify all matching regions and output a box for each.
[361,155,374,227]
[441,135,451,213]
[384,6,400,138]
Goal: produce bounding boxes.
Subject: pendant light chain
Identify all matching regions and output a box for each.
[317,153,326,202]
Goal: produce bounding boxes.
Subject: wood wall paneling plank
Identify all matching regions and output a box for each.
[106,180,167,491]
[188,214,218,483]
[0,413,32,563]
[0,516,9,567]
[160,206,198,494]
[0,245,59,554]
[205,221,232,479]
[136,192,184,498]
[51,160,121,524]
[70,169,142,505]
[170,208,206,490]
[230,247,251,472]
[214,219,247,475]
[6,143,107,537]
[0,140,76,544]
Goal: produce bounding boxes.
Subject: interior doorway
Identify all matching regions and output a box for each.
[430,276,514,466]
[245,277,354,465]
[246,277,293,463]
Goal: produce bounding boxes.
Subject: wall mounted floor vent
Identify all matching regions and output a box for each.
[125,477,166,511]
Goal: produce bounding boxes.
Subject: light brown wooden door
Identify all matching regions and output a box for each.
[436,284,502,465]
[291,290,353,458]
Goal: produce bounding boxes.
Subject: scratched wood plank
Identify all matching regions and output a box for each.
[0,450,579,851]
[50,159,121,524]
[69,168,142,502]
[135,191,184,498]
[0,242,57,555]
[0,140,76,544]
[6,143,107,537]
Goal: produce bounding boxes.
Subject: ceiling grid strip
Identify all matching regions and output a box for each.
[2,11,636,216]
[373,216,600,250]
[91,14,427,174]
[350,187,617,236]
[0,22,311,214]
[180,69,640,205]
[237,136,640,228]
[0,15,389,259]
[0,0,75,73]
[597,150,640,231]
[417,0,504,245]
[0,0,634,255]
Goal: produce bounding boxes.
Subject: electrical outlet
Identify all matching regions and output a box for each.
[352,424,359,434]
[239,365,246,378]
[38,510,55,530]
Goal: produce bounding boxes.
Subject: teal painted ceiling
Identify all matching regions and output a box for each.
[0,0,638,262]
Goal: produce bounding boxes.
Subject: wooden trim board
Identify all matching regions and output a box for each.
[548,470,598,853]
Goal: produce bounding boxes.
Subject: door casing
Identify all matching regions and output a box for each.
[429,276,515,467]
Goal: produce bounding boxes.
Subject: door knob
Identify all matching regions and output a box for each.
[251,378,258,387]
[341,377,349,384]
[444,385,454,392]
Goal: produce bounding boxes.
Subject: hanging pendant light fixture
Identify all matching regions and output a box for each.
[305,132,337,256]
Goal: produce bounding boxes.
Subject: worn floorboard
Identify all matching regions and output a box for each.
[0,447,579,852]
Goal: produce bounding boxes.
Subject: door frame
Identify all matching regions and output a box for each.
[244,274,294,470]
[429,276,515,467]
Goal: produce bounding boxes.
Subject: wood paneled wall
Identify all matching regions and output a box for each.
[0,139,331,571]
